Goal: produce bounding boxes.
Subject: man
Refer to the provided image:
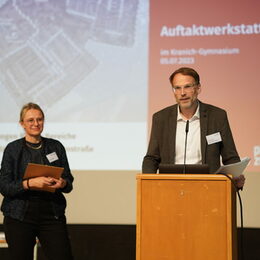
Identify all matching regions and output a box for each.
[142,67,245,188]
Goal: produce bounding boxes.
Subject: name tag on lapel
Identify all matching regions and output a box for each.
[46,152,59,163]
[206,132,222,145]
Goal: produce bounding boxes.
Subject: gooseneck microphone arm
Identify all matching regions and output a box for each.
[183,120,189,174]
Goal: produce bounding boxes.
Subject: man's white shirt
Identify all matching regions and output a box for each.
[175,104,202,164]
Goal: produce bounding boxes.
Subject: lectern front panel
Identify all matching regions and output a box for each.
[136,174,237,260]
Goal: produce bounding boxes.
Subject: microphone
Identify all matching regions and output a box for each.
[183,120,189,174]
[185,119,189,133]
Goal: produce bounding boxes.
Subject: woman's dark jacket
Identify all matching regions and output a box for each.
[0,137,74,221]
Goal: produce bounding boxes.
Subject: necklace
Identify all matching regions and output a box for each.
[26,141,43,150]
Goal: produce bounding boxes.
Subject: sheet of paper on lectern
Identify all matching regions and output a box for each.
[215,157,251,177]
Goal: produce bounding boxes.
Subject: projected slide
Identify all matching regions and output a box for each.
[0,0,148,170]
[149,0,260,172]
[0,0,259,173]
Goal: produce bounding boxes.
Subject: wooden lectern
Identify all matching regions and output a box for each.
[136,174,237,260]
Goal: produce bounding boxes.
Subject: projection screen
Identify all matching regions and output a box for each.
[0,0,259,172]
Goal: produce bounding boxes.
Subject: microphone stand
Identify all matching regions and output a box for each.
[183,120,189,174]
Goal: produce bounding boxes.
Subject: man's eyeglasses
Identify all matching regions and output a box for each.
[172,83,197,93]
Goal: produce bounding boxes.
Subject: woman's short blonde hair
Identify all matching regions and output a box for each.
[19,102,45,123]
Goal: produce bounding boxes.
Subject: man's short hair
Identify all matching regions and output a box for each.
[169,67,200,86]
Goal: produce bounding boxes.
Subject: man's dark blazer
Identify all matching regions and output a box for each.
[142,101,240,173]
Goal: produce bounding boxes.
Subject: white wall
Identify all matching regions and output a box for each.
[0,171,259,228]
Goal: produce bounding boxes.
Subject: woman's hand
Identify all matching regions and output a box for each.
[23,177,66,190]
[47,178,67,189]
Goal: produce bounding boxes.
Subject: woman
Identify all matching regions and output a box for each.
[0,103,74,260]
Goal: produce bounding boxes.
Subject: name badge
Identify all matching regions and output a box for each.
[46,152,59,163]
[206,132,222,145]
